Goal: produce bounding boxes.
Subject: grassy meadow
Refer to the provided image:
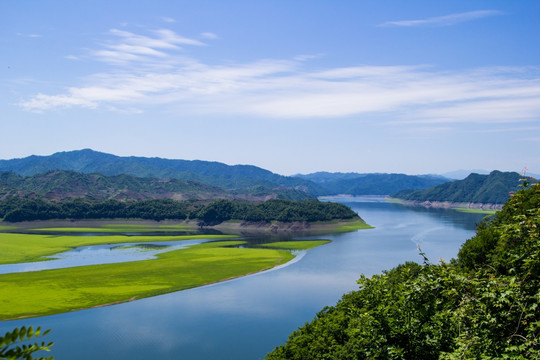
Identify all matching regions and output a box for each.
[0,240,298,320]
[0,224,338,320]
[454,208,498,215]
[0,232,236,265]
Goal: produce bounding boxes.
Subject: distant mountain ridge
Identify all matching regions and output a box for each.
[0,149,322,195]
[295,172,450,196]
[392,170,534,204]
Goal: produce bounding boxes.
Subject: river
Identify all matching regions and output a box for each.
[0,198,486,359]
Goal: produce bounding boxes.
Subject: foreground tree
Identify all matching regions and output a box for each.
[0,326,53,360]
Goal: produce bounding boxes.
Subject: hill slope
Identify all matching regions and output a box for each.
[0,149,321,194]
[0,170,229,201]
[392,170,529,204]
[0,170,311,202]
[295,172,450,195]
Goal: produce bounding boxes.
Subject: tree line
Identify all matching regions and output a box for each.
[0,197,358,223]
[266,180,540,359]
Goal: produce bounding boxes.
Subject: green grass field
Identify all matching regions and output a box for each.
[31,223,194,233]
[0,233,236,265]
[0,240,295,320]
[332,219,374,232]
[0,221,339,319]
[454,208,498,215]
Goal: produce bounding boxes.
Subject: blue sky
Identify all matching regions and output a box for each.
[2,0,540,176]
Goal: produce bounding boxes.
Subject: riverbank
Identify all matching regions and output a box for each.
[213,218,372,235]
[0,217,372,236]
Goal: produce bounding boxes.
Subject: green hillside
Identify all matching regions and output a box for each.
[296,172,450,195]
[0,170,312,202]
[0,149,322,195]
[266,181,540,359]
[0,197,360,224]
[392,170,530,204]
[0,170,228,201]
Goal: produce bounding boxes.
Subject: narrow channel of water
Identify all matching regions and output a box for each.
[0,240,208,274]
[0,198,487,360]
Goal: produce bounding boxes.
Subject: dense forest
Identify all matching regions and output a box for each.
[266,180,540,359]
[392,170,532,204]
[0,197,358,224]
[0,170,311,202]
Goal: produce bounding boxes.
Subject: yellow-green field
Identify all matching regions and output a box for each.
[454,208,498,215]
[0,233,236,265]
[32,223,194,233]
[0,240,297,320]
[0,226,336,320]
[0,215,363,320]
[332,219,374,232]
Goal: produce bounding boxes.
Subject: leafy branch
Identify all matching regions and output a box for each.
[0,326,54,360]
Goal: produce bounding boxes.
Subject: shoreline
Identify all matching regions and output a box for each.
[387,197,502,212]
[1,217,372,236]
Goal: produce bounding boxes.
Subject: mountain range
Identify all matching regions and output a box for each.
[4,149,524,203]
[0,149,458,200]
[0,149,319,193]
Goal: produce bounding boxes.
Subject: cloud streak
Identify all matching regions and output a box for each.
[18,28,540,129]
[379,10,503,27]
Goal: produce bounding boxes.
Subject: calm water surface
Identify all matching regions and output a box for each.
[1,198,486,359]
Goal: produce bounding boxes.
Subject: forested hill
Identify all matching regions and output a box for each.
[0,170,311,202]
[0,149,322,195]
[295,172,450,195]
[0,197,359,224]
[392,170,533,204]
[266,181,540,359]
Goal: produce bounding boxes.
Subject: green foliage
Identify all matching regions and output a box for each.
[195,199,359,225]
[0,169,229,202]
[0,197,359,224]
[0,198,191,222]
[267,182,540,359]
[0,326,53,360]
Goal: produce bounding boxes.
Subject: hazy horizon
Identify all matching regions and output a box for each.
[2,1,539,175]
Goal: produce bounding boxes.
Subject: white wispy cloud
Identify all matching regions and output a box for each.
[93,28,205,65]
[17,33,43,38]
[18,28,540,129]
[379,10,503,27]
[200,32,218,39]
[162,17,176,23]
